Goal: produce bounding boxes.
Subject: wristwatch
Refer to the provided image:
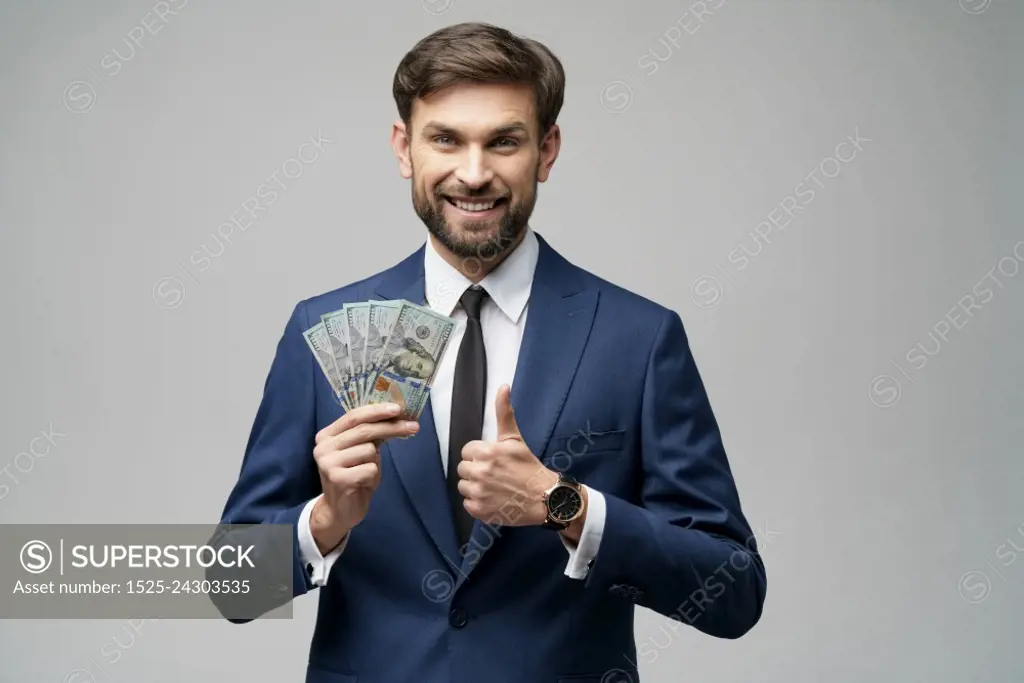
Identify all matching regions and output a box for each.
[541,473,585,530]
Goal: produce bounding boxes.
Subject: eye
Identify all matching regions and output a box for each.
[433,135,455,145]
[493,137,519,148]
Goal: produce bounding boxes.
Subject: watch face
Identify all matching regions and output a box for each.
[547,485,582,523]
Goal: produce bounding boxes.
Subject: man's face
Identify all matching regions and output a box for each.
[393,82,560,260]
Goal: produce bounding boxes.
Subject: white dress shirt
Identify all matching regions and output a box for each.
[297,226,606,586]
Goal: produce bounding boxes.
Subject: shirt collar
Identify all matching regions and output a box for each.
[424,225,538,324]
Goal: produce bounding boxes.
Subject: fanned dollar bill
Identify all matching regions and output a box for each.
[302,322,343,398]
[363,301,455,419]
[344,303,370,405]
[321,309,357,411]
[364,300,404,400]
[302,299,456,420]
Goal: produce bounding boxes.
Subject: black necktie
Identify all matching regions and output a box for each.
[447,285,489,548]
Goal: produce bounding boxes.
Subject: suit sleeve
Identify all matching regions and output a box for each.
[583,310,767,639]
[215,300,323,621]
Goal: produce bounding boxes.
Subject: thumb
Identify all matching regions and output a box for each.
[494,384,522,442]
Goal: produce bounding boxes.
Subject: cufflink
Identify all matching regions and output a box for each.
[608,583,644,601]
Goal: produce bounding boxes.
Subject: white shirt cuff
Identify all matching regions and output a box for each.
[561,486,606,580]
[298,495,347,586]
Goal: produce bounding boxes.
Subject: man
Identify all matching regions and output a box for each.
[218,21,766,683]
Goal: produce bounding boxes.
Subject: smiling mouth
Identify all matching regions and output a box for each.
[443,196,508,213]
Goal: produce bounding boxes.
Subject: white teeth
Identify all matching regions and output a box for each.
[452,199,498,212]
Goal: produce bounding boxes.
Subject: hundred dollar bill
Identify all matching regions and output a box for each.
[364,301,455,419]
[344,302,370,404]
[363,300,403,401]
[302,322,344,398]
[321,308,356,411]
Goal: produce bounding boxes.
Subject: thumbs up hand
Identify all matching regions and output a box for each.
[456,384,559,527]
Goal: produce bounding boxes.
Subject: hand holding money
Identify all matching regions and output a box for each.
[310,402,420,554]
[303,300,456,420]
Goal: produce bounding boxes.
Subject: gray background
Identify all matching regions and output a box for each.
[1,0,1021,681]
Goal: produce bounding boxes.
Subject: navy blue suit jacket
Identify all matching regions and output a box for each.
[218,232,766,683]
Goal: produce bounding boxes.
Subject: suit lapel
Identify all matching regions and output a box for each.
[382,394,462,567]
[454,233,599,588]
[373,245,462,567]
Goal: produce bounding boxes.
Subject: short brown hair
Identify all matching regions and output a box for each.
[393,22,565,138]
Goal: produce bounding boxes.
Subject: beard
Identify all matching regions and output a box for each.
[411,162,538,260]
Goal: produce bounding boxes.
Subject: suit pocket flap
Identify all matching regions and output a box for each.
[544,428,626,460]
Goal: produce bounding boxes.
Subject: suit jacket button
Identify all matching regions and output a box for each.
[449,608,468,628]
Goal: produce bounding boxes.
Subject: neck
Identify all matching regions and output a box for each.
[430,229,527,283]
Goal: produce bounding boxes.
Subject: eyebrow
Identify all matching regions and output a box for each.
[421,121,531,138]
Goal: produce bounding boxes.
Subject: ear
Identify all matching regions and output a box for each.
[537,123,561,183]
[391,118,413,179]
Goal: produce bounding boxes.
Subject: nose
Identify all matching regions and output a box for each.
[453,146,494,190]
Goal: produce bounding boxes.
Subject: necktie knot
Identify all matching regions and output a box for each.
[460,285,489,321]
